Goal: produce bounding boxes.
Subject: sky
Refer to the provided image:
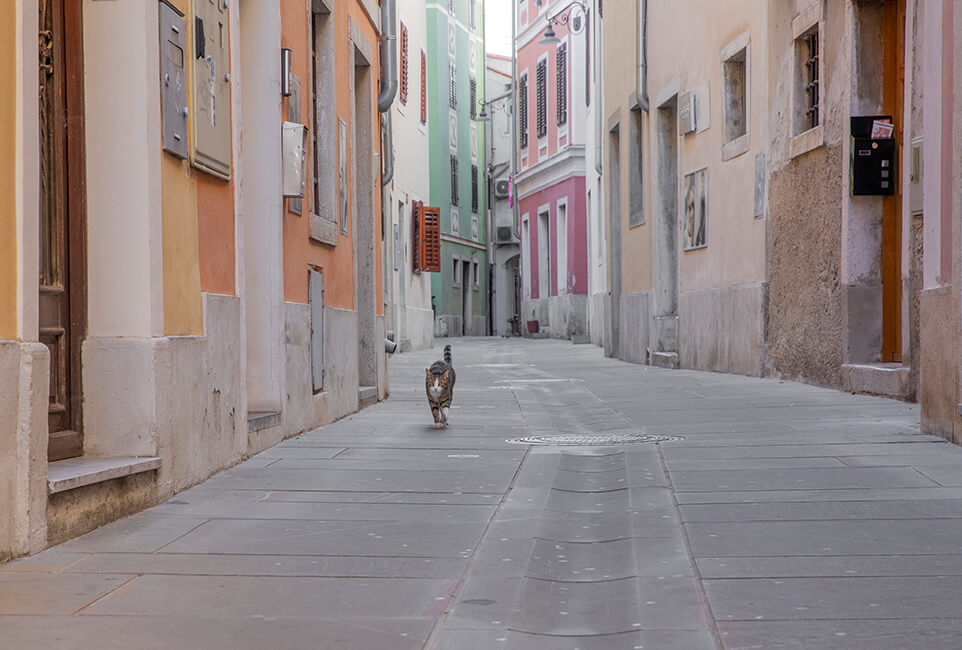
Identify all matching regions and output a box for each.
[485,0,513,56]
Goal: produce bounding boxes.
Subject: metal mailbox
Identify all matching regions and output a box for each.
[851,115,896,196]
[282,121,308,198]
[159,1,188,159]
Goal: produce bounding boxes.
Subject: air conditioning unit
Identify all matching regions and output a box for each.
[496,226,515,243]
[494,179,510,198]
[678,91,697,135]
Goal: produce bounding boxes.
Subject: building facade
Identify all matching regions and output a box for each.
[385,0,435,352]
[515,0,591,341]
[428,0,488,338]
[485,54,520,338]
[2,0,390,560]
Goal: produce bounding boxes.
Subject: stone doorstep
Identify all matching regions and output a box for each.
[650,351,680,369]
[247,411,281,433]
[47,456,162,495]
[358,385,378,408]
[841,363,913,401]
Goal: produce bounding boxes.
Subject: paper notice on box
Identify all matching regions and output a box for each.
[871,120,894,139]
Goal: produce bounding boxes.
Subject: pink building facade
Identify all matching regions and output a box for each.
[516,0,592,340]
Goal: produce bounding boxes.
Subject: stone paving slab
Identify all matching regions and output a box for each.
[697,554,962,578]
[716,619,962,650]
[0,573,134,615]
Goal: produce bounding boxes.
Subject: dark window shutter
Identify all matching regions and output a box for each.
[412,200,422,272]
[450,154,459,206]
[449,64,457,109]
[536,59,547,138]
[471,164,479,213]
[556,44,567,125]
[519,74,528,148]
[470,78,477,119]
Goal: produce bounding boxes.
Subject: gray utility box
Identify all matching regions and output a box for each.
[160,1,188,159]
[851,115,896,196]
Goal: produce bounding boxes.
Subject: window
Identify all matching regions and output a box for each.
[472,260,480,290]
[311,9,337,233]
[452,257,461,287]
[309,269,325,391]
[556,43,567,126]
[722,48,747,144]
[420,50,427,124]
[470,77,477,119]
[412,201,441,272]
[449,63,457,109]
[471,163,479,213]
[470,0,476,30]
[536,59,547,138]
[399,22,409,105]
[537,209,550,298]
[450,154,459,206]
[556,202,567,294]
[800,30,819,131]
[628,109,644,227]
[519,73,529,148]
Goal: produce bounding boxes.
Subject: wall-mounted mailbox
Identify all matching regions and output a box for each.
[679,91,697,135]
[282,121,308,198]
[851,115,896,196]
[159,1,188,159]
[192,0,232,179]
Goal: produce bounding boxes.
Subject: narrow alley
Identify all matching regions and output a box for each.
[3,338,959,649]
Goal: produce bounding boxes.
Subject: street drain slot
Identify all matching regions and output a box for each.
[506,433,685,446]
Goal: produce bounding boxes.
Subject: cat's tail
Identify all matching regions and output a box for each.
[443,344,453,366]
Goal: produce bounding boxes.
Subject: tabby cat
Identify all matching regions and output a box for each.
[425,345,456,428]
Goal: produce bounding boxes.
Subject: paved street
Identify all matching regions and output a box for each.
[3,338,962,649]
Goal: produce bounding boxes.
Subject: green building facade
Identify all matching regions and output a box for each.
[428,0,487,336]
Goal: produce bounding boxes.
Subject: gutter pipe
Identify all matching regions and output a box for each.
[379,0,397,185]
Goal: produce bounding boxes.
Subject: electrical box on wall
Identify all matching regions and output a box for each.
[282,122,308,198]
[679,91,697,135]
[159,2,188,159]
[851,115,896,196]
[909,136,923,215]
[192,0,232,179]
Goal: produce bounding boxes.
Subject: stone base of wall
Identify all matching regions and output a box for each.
[0,341,49,561]
[435,314,487,337]
[920,288,961,442]
[679,283,766,377]
[46,471,158,547]
[619,291,651,364]
[588,292,607,349]
[522,294,588,340]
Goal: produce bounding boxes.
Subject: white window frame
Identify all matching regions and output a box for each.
[521,213,530,299]
[555,197,568,295]
[537,203,551,298]
[452,255,462,287]
[790,2,824,158]
[535,53,549,151]
[721,30,751,161]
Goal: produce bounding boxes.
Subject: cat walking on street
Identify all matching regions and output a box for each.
[425,345,456,428]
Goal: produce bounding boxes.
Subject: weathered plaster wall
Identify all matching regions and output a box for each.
[919,289,959,441]
[0,10,16,340]
[619,292,651,364]
[680,283,766,376]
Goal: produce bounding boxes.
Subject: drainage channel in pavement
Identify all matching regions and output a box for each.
[506,434,687,446]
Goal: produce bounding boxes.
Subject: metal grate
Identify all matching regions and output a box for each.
[506,433,685,446]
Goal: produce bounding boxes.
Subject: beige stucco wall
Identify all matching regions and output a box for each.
[647,0,768,294]
[0,7,17,340]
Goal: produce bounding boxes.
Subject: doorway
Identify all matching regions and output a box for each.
[353,50,376,387]
[461,260,473,335]
[654,95,679,359]
[39,0,87,461]
[607,124,622,357]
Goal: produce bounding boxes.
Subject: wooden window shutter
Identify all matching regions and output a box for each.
[420,50,427,123]
[412,200,423,272]
[399,23,409,105]
[519,74,528,148]
[556,43,567,125]
[470,78,477,119]
[536,59,547,138]
[422,206,442,272]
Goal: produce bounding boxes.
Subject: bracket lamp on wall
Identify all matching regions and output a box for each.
[539,0,589,45]
[281,48,293,96]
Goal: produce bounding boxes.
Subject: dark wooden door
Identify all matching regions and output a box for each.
[39,0,86,461]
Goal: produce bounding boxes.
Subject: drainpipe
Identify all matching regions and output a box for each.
[378,0,397,185]
[593,0,603,175]
[636,0,648,112]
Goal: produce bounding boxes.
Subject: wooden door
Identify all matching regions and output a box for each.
[881,0,905,362]
[39,0,86,461]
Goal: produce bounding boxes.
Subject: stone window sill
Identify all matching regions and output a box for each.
[47,456,162,495]
[722,133,750,161]
[790,125,824,159]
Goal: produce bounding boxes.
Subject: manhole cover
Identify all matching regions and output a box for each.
[506,433,685,446]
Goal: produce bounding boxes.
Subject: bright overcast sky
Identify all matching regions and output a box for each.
[485,0,512,56]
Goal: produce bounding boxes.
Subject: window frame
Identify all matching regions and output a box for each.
[720,30,750,161]
[789,3,824,158]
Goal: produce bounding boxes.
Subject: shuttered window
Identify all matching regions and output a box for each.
[412,201,442,273]
[420,50,427,124]
[470,77,477,119]
[519,73,528,148]
[556,43,567,126]
[471,164,479,213]
[536,59,547,138]
[450,154,459,206]
[399,22,409,105]
[449,64,457,109]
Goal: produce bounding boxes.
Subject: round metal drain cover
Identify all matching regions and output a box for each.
[506,433,685,446]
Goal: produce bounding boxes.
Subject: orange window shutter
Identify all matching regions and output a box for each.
[422,206,442,273]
